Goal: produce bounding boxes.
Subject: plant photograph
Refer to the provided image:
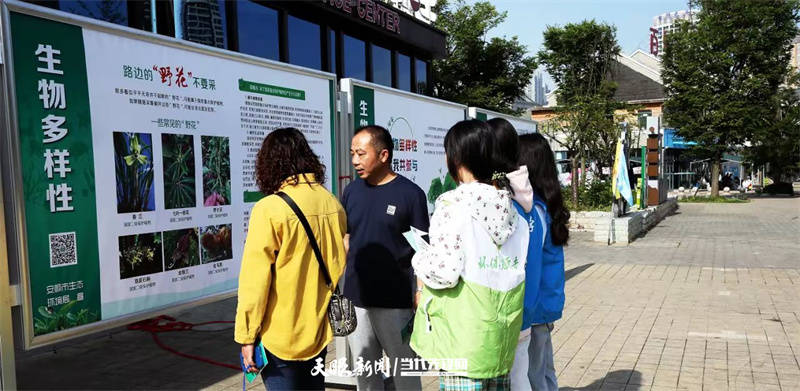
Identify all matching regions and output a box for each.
[428,170,458,206]
[200,224,232,263]
[33,301,99,336]
[114,132,156,213]
[201,136,231,206]
[118,232,163,279]
[162,134,196,209]
[163,228,200,271]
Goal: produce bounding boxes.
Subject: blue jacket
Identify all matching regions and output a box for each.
[512,201,544,329]
[530,195,565,324]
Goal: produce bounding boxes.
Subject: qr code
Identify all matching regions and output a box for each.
[49,232,77,268]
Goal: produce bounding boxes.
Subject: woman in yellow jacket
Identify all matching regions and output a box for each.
[235,127,347,390]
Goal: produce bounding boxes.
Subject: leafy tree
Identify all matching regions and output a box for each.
[662,0,800,196]
[431,0,537,114]
[536,20,623,208]
[537,20,619,104]
[746,77,800,182]
[72,0,127,25]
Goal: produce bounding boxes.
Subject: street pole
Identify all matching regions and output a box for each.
[641,146,647,209]
[608,123,628,245]
[622,122,629,215]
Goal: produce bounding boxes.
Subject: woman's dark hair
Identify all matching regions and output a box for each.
[255,127,326,195]
[444,119,496,185]
[519,133,570,246]
[487,117,519,192]
[487,117,519,174]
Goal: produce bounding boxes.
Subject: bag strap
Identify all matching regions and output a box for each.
[275,191,333,288]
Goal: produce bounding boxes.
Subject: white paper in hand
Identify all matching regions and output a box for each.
[403,226,429,252]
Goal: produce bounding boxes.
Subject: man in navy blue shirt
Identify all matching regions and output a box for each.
[343,125,428,390]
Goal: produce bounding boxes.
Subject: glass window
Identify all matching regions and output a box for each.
[396,52,411,91]
[343,34,366,80]
[237,1,279,60]
[58,0,129,27]
[329,30,337,75]
[288,15,321,70]
[371,44,391,87]
[175,0,227,48]
[415,59,428,94]
[637,110,652,130]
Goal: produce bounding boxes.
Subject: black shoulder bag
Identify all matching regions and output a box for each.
[276,192,356,337]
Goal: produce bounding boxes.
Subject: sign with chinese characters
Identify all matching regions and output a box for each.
[467,107,538,136]
[8,11,336,343]
[343,79,466,213]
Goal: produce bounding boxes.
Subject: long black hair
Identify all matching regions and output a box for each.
[487,117,519,173]
[444,119,496,185]
[519,133,570,245]
[487,118,519,191]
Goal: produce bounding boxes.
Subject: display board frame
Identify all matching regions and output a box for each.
[339,78,467,213]
[467,107,538,135]
[1,0,340,349]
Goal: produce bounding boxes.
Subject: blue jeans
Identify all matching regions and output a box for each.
[528,323,557,391]
[261,347,327,391]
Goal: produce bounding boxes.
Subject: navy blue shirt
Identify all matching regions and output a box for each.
[342,175,430,308]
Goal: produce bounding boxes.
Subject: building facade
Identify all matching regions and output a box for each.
[532,72,549,106]
[650,9,695,57]
[790,34,800,72]
[25,0,447,95]
[532,50,667,182]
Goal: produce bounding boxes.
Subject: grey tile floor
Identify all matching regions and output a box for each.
[14,197,800,391]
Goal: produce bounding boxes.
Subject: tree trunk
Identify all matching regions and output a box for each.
[580,156,586,186]
[571,156,579,209]
[710,157,720,197]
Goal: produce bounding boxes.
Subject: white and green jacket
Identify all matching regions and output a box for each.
[411,182,529,379]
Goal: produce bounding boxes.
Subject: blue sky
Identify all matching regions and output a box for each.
[472,0,691,88]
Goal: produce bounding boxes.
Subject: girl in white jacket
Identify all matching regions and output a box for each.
[411,119,529,391]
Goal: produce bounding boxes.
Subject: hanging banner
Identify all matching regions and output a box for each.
[5,7,336,346]
[467,107,537,135]
[341,79,466,212]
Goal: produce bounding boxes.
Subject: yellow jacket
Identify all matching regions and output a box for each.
[234,174,347,360]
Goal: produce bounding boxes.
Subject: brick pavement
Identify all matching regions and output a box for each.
[566,198,800,269]
[14,197,800,390]
[552,197,800,391]
[553,262,800,391]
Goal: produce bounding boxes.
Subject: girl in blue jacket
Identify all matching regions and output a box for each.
[488,118,543,391]
[518,133,569,391]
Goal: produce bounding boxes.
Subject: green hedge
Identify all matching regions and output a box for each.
[562,180,614,211]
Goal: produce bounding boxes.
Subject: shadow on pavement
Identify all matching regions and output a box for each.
[565,263,594,282]
[16,298,242,390]
[749,194,799,199]
[559,369,643,390]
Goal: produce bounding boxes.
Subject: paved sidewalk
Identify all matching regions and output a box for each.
[13,197,800,390]
[566,198,800,269]
[553,197,800,391]
[553,262,800,391]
